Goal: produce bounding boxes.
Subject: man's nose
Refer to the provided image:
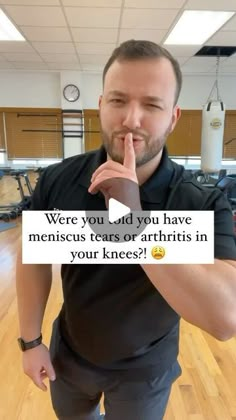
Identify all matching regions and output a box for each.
[122,104,142,130]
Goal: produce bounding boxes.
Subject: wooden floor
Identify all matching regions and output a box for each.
[1,173,236,420]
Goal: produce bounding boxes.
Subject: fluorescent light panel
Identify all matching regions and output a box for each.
[164,10,235,45]
[0,9,25,41]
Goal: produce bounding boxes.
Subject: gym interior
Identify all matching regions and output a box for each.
[1,1,236,419]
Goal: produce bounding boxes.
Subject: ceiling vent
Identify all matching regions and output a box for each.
[195,46,236,57]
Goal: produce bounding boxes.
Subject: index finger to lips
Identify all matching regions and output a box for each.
[123,133,136,171]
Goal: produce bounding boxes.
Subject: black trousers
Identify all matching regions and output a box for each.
[49,318,181,420]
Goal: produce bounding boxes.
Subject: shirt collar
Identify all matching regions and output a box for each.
[77,146,107,188]
[140,147,175,204]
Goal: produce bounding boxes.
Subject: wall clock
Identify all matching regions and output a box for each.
[63,84,80,102]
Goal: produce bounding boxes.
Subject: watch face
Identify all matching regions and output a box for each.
[63,84,80,102]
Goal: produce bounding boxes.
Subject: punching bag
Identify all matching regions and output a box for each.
[200,100,226,172]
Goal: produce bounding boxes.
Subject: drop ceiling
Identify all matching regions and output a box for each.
[0,0,236,75]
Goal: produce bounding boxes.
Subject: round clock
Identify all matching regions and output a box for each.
[63,84,80,102]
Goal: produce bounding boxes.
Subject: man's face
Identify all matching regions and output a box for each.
[99,57,181,167]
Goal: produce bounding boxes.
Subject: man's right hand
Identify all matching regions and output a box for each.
[22,343,56,391]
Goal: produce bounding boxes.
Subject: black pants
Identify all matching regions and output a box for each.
[49,319,181,420]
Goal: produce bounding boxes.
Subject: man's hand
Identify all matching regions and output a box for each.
[22,343,56,391]
[88,133,141,210]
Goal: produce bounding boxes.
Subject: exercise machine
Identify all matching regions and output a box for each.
[0,169,34,221]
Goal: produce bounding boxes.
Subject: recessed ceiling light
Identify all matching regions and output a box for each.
[164,10,235,45]
[0,9,25,41]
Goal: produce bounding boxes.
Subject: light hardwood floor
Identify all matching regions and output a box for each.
[1,173,236,420]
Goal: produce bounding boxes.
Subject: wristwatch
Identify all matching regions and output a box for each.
[17,334,42,351]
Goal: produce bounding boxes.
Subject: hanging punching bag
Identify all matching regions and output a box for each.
[200,100,226,172]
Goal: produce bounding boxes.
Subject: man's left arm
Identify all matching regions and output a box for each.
[141,260,236,341]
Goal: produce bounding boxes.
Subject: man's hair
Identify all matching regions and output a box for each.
[103,39,182,105]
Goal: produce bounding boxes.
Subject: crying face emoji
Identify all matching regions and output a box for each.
[151,246,165,260]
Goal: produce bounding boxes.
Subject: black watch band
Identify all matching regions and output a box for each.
[17,334,42,352]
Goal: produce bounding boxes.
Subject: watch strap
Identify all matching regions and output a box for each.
[18,334,42,351]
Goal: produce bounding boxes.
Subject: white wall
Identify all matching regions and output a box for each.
[0,70,236,168]
[81,73,103,109]
[179,75,236,109]
[0,71,61,108]
[81,73,236,110]
[0,70,235,113]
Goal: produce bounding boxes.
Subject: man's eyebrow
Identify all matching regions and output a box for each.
[107,90,127,97]
[142,96,164,103]
[106,91,164,103]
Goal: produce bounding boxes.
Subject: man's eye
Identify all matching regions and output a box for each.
[110,99,124,104]
[147,104,162,109]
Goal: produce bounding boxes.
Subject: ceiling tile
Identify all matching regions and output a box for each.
[0,41,35,53]
[220,64,236,72]
[208,66,236,75]
[119,28,166,43]
[65,7,120,28]
[20,27,72,42]
[3,52,43,62]
[188,56,226,66]
[185,0,236,11]
[124,0,185,8]
[40,53,79,63]
[163,45,202,57]
[221,15,236,31]
[206,31,236,46]
[220,58,236,68]
[0,61,14,68]
[12,61,49,69]
[62,0,122,6]
[71,28,118,43]
[122,9,179,29]
[224,52,236,63]
[218,69,236,74]
[181,57,223,73]
[181,66,212,74]
[0,0,59,4]
[4,6,67,26]
[175,57,190,65]
[78,54,109,64]
[32,42,76,54]
[81,63,103,71]
[76,43,116,55]
[47,62,81,70]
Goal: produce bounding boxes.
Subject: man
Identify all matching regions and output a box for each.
[16,40,236,420]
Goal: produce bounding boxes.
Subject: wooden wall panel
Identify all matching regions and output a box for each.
[223,111,236,159]
[0,112,6,150]
[166,110,202,156]
[2,107,235,159]
[3,108,63,159]
[83,109,102,152]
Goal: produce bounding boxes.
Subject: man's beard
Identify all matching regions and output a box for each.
[101,122,173,168]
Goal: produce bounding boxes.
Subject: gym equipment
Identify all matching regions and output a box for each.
[0,169,34,221]
[201,101,226,172]
[201,53,225,173]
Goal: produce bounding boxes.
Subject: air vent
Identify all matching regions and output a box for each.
[195,46,236,57]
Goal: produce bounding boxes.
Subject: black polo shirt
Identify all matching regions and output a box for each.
[31,147,236,379]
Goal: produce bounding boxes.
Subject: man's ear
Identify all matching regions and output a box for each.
[98,95,103,109]
[170,106,181,133]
